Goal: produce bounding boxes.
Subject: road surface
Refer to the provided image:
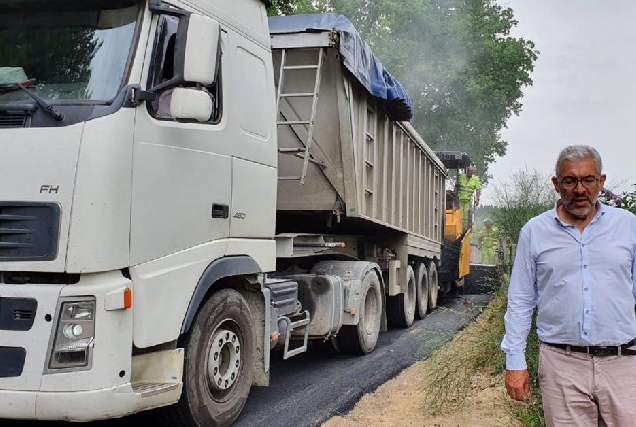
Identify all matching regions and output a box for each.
[6,292,493,427]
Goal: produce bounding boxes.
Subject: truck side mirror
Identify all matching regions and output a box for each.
[175,14,220,85]
[169,88,213,122]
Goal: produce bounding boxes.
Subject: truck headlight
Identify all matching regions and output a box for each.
[48,298,96,370]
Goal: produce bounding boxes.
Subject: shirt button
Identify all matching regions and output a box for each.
[584,332,588,335]
[585,310,590,314]
[584,265,588,269]
[584,287,589,291]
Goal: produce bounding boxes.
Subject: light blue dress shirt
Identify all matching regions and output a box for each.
[501,202,636,370]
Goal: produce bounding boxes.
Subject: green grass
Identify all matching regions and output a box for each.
[494,279,545,426]
[515,313,544,426]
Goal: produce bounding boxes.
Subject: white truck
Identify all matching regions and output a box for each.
[0,1,447,425]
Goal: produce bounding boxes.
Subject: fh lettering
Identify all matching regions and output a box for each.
[40,185,59,194]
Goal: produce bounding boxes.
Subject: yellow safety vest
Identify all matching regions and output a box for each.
[457,174,481,202]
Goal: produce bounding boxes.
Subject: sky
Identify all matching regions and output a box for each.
[483,0,636,204]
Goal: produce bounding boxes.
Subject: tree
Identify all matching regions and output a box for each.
[267,0,325,15]
[266,0,538,182]
[490,167,555,243]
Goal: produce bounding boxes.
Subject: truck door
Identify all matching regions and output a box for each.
[130,14,231,264]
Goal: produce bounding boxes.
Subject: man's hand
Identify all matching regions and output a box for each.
[505,369,531,402]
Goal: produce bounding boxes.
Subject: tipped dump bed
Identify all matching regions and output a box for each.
[270,14,447,258]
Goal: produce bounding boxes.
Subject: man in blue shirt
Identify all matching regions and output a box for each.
[501,145,636,426]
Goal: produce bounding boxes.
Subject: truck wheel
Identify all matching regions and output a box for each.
[171,289,256,427]
[336,270,382,354]
[415,262,429,320]
[427,262,439,312]
[386,265,416,328]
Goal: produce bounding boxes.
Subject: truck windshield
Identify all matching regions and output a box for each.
[0,0,141,104]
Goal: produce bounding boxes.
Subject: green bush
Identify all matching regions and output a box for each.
[490,167,555,245]
[599,188,636,215]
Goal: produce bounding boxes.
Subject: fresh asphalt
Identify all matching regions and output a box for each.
[6,287,495,427]
[235,292,493,427]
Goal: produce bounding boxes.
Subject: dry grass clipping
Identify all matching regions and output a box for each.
[420,293,507,415]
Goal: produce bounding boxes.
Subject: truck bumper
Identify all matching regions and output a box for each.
[0,271,183,421]
[0,384,141,421]
[0,366,183,421]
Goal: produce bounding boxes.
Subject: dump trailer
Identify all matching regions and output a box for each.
[269,14,447,328]
[0,2,445,426]
[435,151,473,294]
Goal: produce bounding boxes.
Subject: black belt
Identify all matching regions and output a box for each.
[543,338,636,356]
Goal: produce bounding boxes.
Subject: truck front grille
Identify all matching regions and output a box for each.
[0,298,37,331]
[0,203,60,261]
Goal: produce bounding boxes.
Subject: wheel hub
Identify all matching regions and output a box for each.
[207,328,241,391]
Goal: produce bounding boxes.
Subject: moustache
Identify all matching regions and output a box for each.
[565,196,594,210]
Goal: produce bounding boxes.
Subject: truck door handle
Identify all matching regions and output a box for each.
[212,204,229,219]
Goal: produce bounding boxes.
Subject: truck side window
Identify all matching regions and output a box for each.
[147,15,222,123]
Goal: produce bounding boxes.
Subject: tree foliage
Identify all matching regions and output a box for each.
[267,0,538,182]
[490,167,555,243]
[267,0,326,16]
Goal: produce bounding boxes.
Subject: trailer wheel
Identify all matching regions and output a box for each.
[386,265,416,328]
[170,289,256,427]
[415,262,429,320]
[336,270,382,354]
[427,262,439,312]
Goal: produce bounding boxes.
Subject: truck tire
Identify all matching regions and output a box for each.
[427,262,439,313]
[386,265,416,328]
[415,262,429,320]
[167,288,256,427]
[336,270,382,354]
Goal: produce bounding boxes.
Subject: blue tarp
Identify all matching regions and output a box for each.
[268,13,414,122]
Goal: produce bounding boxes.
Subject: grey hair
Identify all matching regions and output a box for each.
[555,145,603,176]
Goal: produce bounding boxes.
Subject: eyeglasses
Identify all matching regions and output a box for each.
[559,175,600,190]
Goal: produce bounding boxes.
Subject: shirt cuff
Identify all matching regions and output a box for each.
[505,353,527,371]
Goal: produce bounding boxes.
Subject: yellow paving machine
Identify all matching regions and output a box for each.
[434,151,474,295]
